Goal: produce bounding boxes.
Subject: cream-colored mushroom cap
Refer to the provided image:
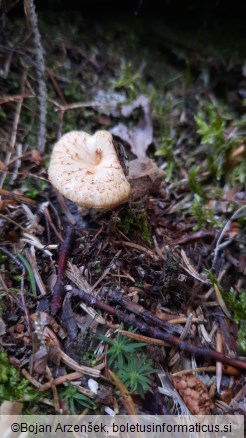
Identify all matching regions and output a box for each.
[48,130,131,208]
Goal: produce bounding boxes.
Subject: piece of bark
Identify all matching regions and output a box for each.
[128,158,165,201]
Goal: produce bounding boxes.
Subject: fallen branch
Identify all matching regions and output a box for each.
[51,225,74,315]
[24,0,47,153]
[107,288,182,335]
[70,287,246,371]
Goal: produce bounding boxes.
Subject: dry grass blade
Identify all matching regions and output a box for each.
[158,373,191,415]
[59,350,101,378]
[180,249,208,283]
[214,283,231,319]
[216,328,223,393]
[108,369,138,415]
[92,250,122,293]
[0,212,27,232]
[25,248,47,295]
[66,262,92,291]
[21,233,57,256]
[113,240,157,258]
[212,205,246,270]
[173,366,216,376]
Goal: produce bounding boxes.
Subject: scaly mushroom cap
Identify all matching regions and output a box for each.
[48,130,131,208]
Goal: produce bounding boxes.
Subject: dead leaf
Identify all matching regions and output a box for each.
[110,95,153,158]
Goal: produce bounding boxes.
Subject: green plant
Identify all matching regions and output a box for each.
[0,254,7,263]
[59,384,96,414]
[0,352,38,402]
[194,102,239,181]
[112,62,142,100]
[99,328,146,369]
[100,327,156,398]
[0,109,6,120]
[188,166,203,196]
[206,273,246,352]
[22,179,48,199]
[224,289,246,351]
[190,193,222,230]
[18,254,37,296]
[229,155,246,185]
[154,99,177,181]
[118,355,156,398]
[155,133,176,181]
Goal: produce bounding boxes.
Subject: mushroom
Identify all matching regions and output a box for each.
[48,130,131,209]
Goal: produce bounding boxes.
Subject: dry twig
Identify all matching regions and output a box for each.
[51,225,74,315]
[24,0,47,152]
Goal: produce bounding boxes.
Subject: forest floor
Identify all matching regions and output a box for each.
[0,4,246,418]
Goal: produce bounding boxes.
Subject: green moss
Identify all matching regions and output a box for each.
[188,166,203,196]
[194,101,242,182]
[119,206,152,246]
[112,62,143,101]
[62,73,83,102]
[190,193,222,230]
[0,352,38,402]
[154,96,182,181]
[0,254,7,263]
[229,152,246,185]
